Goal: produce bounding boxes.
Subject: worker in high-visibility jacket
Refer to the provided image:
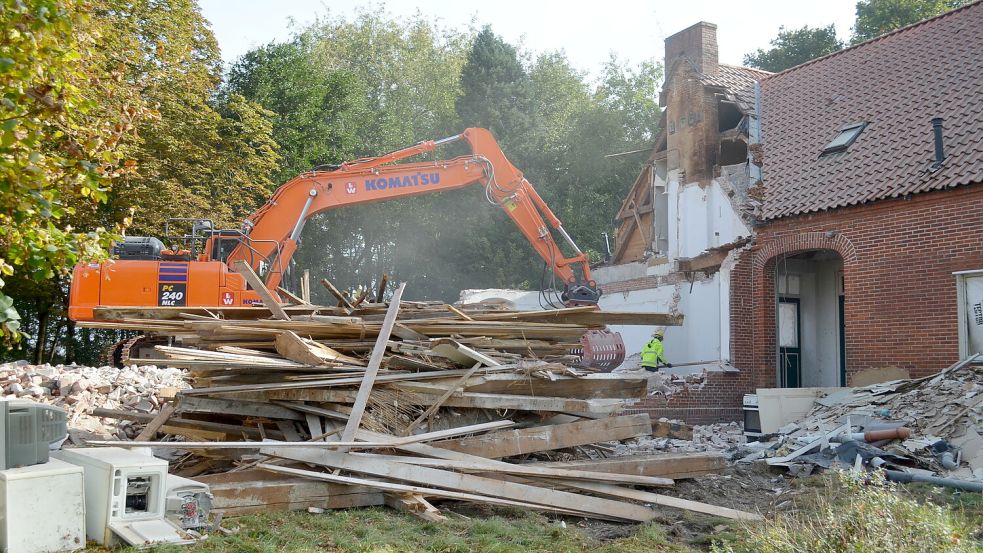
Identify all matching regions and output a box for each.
[641,328,672,372]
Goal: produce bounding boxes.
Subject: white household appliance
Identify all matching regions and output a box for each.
[52,447,194,547]
[743,393,763,440]
[0,457,85,553]
[165,474,213,531]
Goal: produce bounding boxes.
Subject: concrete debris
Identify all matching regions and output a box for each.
[615,363,713,397]
[0,360,188,442]
[755,355,983,484]
[617,421,744,456]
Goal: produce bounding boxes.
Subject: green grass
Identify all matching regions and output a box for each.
[81,471,983,553]
[711,470,983,553]
[85,506,696,553]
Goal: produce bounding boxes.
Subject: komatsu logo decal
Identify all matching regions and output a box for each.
[364,172,440,191]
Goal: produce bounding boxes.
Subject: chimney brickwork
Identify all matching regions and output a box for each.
[663,22,720,184]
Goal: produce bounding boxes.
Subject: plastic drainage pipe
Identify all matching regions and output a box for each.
[940,451,959,470]
[884,470,983,492]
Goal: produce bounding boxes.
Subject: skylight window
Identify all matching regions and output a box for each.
[821,123,866,156]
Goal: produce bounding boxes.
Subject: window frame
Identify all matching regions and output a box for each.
[821,122,866,156]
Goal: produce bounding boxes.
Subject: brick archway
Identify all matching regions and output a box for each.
[752,232,857,271]
[730,232,857,390]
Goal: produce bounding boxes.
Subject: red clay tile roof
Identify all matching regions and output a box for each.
[699,64,771,112]
[759,1,983,220]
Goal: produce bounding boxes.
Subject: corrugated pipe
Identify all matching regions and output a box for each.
[884,470,983,493]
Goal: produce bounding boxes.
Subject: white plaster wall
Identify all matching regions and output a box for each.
[599,286,677,357]
[815,266,841,386]
[667,178,752,261]
[598,271,731,367]
[672,277,723,364]
[707,180,752,249]
[458,288,542,311]
[676,183,710,259]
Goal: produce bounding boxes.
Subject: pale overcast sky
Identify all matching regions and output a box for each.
[199,0,859,74]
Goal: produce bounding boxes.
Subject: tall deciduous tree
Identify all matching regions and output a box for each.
[3,0,280,363]
[0,0,149,344]
[744,25,844,72]
[99,0,280,235]
[852,0,970,42]
[227,16,662,303]
[225,10,471,302]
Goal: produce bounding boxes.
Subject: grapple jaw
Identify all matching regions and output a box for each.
[571,330,625,372]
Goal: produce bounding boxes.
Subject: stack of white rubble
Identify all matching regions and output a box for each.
[0,360,188,442]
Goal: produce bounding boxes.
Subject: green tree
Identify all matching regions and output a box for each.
[456,26,535,152]
[225,9,471,301]
[226,38,369,184]
[744,25,844,72]
[98,0,280,235]
[3,0,279,363]
[227,15,660,304]
[852,0,970,42]
[0,0,149,344]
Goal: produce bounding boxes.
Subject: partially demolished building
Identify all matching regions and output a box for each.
[601,3,983,423]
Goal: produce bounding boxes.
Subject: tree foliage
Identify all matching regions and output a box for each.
[743,25,844,72]
[2,0,279,362]
[226,14,662,302]
[852,0,970,42]
[98,0,279,235]
[0,0,149,341]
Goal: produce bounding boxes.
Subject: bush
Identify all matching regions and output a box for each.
[713,470,981,553]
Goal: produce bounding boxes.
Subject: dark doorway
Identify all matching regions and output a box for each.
[778,297,801,388]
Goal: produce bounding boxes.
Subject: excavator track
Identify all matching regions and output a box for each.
[102,335,164,368]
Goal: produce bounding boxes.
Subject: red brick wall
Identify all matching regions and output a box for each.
[732,184,983,394]
[625,371,750,424]
[622,184,983,425]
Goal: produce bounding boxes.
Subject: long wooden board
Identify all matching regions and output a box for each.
[233,260,290,321]
[433,414,652,458]
[193,468,384,515]
[556,480,763,521]
[348,453,673,487]
[457,373,648,399]
[261,446,657,522]
[353,429,759,522]
[530,452,727,480]
[268,386,629,414]
[257,464,589,518]
[176,396,305,421]
[340,283,405,448]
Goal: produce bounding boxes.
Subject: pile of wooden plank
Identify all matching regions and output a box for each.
[81,282,758,522]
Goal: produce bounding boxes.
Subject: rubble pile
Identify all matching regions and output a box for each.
[68,293,761,523]
[0,360,188,441]
[750,355,983,485]
[618,421,744,455]
[618,368,709,397]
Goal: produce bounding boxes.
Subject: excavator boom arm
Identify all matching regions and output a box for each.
[225,128,597,302]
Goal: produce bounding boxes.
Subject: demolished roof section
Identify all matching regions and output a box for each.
[758,1,983,220]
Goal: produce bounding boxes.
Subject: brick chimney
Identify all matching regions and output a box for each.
[664,22,718,77]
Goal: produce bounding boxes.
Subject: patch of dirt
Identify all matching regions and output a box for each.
[666,463,797,516]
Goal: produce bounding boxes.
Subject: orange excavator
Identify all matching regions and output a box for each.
[69,128,624,366]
